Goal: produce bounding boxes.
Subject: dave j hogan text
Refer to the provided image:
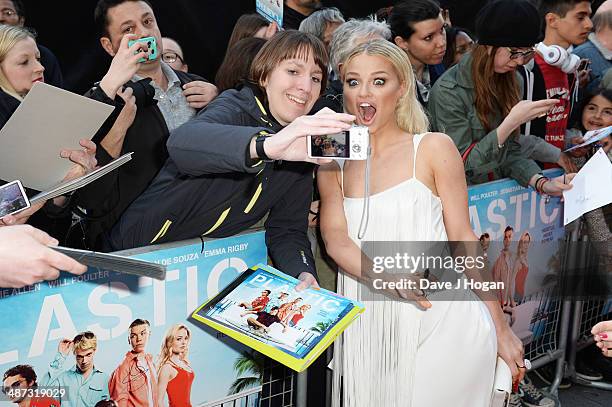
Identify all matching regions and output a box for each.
[371,278,504,292]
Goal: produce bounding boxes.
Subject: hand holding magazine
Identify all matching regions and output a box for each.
[30,152,133,204]
[191,263,364,372]
[564,125,611,152]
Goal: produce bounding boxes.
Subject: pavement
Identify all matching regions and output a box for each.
[559,383,612,406]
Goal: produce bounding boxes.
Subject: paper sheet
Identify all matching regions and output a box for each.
[563,148,612,225]
[564,125,611,152]
[0,82,114,191]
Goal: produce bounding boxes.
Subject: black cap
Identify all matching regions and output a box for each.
[475,0,541,48]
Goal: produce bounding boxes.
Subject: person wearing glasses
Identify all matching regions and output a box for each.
[108,319,158,407]
[161,37,187,73]
[3,365,60,407]
[0,0,63,88]
[41,332,109,407]
[429,0,574,194]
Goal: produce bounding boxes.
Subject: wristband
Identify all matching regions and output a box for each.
[255,135,273,162]
[533,175,545,192]
[536,176,549,194]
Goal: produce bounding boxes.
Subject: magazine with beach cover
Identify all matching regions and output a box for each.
[191,263,365,372]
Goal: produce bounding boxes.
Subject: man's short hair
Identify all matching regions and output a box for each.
[3,365,36,386]
[270,306,279,311]
[504,226,514,233]
[539,0,592,19]
[299,7,345,40]
[73,331,97,353]
[263,290,271,295]
[388,0,442,41]
[129,319,150,329]
[94,0,154,37]
[479,233,490,241]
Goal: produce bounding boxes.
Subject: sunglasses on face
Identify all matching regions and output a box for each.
[162,52,184,64]
[506,47,536,61]
[73,331,95,342]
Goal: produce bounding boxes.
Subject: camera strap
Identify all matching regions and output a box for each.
[357,145,372,240]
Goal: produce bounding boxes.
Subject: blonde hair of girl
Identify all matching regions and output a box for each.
[157,323,191,371]
[341,39,429,135]
[0,25,36,101]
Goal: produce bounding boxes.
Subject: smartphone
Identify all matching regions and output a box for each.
[128,36,158,63]
[0,180,30,219]
[308,126,369,160]
[577,58,590,72]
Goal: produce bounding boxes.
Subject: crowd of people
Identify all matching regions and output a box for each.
[0,0,611,406]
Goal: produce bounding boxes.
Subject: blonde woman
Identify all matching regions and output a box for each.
[156,325,194,407]
[318,39,521,406]
[0,24,130,230]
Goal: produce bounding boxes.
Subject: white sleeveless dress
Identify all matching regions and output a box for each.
[331,133,497,407]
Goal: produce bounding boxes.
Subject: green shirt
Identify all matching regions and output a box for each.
[428,53,541,186]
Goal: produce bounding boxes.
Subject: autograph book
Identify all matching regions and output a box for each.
[191,264,364,372]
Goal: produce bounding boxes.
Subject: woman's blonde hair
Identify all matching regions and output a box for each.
[341,39,429,134]
[0,25,36,101]
[157,324,191,371]
[517,231,531,256]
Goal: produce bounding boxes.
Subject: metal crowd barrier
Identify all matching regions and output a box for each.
[199,386,262,407]
[565,217,612,391]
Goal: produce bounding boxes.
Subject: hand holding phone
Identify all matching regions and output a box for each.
[577,58,590,72]
[99,34,150,99]
[128,36,158,63]
[0,180,30,220]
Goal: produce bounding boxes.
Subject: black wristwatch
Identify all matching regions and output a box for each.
[255,135,273,162]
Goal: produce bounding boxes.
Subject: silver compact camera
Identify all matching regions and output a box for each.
[308,126,369,160]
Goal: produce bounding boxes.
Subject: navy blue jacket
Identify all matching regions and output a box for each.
[109,85,317,279]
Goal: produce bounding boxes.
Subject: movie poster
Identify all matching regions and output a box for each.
[0,231,267,406]
[467,169,565,345]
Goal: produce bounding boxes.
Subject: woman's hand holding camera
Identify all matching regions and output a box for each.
[255,111,355,164]
[100,34,149,99]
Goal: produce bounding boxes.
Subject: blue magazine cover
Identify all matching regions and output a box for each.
[194,267,358,360]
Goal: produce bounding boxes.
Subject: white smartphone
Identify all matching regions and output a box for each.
[0,180,30,219]
[308,126,369,160]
